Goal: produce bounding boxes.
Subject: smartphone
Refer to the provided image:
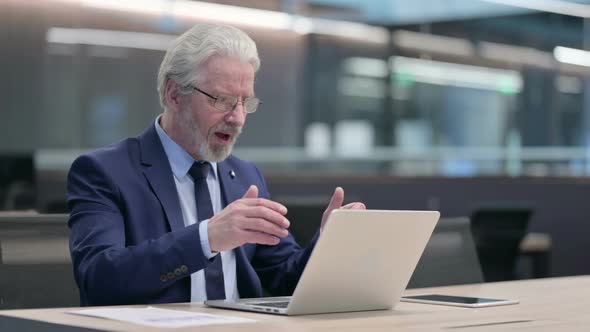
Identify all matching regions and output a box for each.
[400,294,519,308]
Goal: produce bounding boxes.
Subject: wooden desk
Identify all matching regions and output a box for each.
[0,276,588,331]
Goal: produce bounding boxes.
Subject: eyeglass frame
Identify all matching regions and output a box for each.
[189,85,261,114]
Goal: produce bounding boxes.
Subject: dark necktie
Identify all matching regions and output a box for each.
[188,162,226,300]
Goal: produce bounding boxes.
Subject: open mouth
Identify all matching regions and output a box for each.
[214,132,231,142]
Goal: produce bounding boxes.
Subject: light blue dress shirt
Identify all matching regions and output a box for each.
[155,116,239,301]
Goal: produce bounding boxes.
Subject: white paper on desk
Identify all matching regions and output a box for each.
[68,306,256,328]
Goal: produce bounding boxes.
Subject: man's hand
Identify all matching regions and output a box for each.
[207,185,290,252]
[321,187,366,231]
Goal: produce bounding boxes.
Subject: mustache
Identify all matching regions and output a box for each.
[212,123,242,136]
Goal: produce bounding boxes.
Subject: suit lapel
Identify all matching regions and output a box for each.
[217,160,242,206]
[138,125,184,231]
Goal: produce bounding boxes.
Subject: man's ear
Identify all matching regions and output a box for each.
[163,80,183,112]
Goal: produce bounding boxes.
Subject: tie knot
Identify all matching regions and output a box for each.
[189,162,210,180]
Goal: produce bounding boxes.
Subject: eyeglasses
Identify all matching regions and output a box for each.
[190,86,261,114]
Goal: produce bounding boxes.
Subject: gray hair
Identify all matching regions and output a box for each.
[157,23,260,110]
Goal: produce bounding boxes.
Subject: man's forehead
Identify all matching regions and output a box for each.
[201,56,254,76]
[199,56,255,92]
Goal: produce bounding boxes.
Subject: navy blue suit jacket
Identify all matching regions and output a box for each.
[67,124,318,306]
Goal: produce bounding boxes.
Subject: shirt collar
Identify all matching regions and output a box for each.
[154,115,218,180]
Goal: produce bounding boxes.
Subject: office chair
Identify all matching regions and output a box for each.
[470,207,532,282]
[407,217,483,288]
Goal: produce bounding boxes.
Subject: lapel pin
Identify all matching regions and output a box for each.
[229,170,236,178]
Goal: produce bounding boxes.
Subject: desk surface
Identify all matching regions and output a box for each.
[1,276,588,331]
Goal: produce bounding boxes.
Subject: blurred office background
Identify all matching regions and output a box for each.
[2,0,590,308]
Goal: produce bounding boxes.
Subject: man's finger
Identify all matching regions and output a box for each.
[325,187,344,213]
[240,197,288,215]
[243,206,290,228]
[244,230,281,246]
[341,202,366,210]
[242,185,259,199]
[242,217,289,238]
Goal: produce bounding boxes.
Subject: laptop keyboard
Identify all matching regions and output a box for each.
[249,301,290,308]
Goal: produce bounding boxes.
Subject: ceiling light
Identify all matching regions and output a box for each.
[554,46,590,68]
[393,30,474,57]
[50,0,387,43]
[47,27,175,51]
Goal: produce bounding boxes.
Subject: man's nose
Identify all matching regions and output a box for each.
[224,102,246,126]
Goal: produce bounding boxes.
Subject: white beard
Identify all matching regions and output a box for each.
[180,107,241,162]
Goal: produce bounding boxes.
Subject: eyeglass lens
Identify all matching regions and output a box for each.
[215,95,259,113]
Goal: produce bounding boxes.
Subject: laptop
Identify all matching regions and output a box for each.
[205,209,440,315]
